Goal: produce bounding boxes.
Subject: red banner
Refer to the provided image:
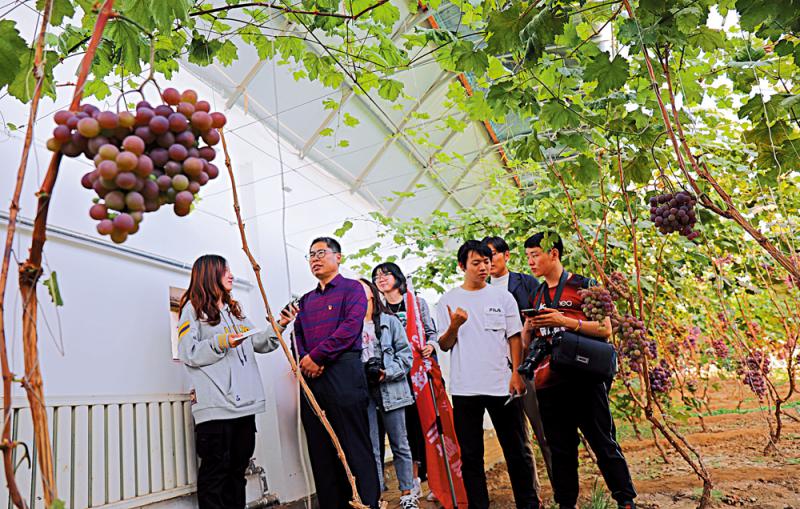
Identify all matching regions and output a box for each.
[405,286,467,509]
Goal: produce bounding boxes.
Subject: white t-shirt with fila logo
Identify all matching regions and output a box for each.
[436,285,523,396]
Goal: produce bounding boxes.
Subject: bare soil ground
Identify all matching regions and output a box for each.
[382,380,800,508]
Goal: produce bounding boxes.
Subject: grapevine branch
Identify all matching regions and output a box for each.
[620,0,800,283]
[1,1,53,507]
[190,0,390,20]
[218,130,368,509]
[14,2,115,506]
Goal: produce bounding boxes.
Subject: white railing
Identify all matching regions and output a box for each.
[1,394,197,509]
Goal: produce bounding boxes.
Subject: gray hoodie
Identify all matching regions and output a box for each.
[177,303,280,423]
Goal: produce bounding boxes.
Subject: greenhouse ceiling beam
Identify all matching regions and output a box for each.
[298,8,430,159]
[350,71,451,190]
[225,19,294,110]
[432,148,489,212]
[386,121,467,216]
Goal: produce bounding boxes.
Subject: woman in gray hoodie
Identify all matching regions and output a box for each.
[177,254,281,509]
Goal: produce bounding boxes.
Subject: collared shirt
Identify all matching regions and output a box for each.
[295,273,367,365]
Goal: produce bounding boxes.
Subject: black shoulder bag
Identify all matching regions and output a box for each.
[533,271,618,380]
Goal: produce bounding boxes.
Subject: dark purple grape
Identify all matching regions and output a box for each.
[150,147,169,167]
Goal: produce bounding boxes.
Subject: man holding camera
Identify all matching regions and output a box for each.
[521,233,636,509]
[481,236,553,489]
[436,240,539,509]
[290,237,380,509]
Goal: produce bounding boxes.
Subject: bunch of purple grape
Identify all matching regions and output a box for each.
[648,360,673,393]
[579,285,616,322]
[711,338,729,359]
[738,351,771,398]
[649,191,700,240]
[607,271,630,302]
[612,313,654,372]
[47,88,226,244]
[685,325,701,349]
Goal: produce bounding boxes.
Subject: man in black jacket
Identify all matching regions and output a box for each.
[482,236,553,491]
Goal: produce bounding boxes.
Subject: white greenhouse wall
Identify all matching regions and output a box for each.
[0,56,384,509]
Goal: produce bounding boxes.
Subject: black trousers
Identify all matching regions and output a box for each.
[195,414,256,509]
[452,395,539,509]
[536,380,636,507]
[301,352,380,509]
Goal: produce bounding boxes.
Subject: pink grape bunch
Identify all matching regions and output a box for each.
[649,191,700,240]
[648,360,673,394]
[578,285,616,322]
[738,351,771,399]
[612,314,655,372]
[46,88,226,244]
[607,271,630,302]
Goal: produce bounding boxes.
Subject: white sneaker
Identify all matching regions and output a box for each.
[411,477,422,499]
[400,494,419,509]
[426,491,437,502]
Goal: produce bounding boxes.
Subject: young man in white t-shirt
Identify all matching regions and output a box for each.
[436,240,540,509]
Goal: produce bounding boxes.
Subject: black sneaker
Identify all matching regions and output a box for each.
[618,502,636,509]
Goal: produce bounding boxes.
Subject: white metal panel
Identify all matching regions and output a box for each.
[134,403,150,496]
[161,402,177,490]
[106,405,122,504]
[119,404,136,500]
[73,405,90,509]
[148,403,164,494]
[90,405,106,506]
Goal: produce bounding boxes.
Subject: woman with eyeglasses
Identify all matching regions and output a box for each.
[358,278,418,509]
[177,254,282,509]
[371,262,438,500]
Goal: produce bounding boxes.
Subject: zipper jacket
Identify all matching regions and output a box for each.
[178,303,280,423]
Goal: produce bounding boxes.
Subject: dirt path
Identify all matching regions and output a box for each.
[382,381,800,508]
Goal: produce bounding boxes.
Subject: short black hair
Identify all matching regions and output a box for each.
[481,236,509,254]
[524,232,564,259]
[310,236,341,253]
[457,240,492,266]
[371,262,407,294]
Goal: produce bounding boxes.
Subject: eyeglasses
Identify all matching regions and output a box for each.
[373,272,392,281]
[306,249,334,261]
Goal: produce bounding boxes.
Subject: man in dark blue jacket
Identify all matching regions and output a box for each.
[482,236,553,491]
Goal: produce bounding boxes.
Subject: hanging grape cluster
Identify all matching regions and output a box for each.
[685,325,701,349]
[711,338,729,359]
[612,314,657,372]
[649,191,700,240]
[648,360,673,393]
[738,351,771,399]
[47,88,226,243]
[607,271,630,302]
[578,285,616,322]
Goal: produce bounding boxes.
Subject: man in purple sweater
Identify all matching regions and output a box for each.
[294,237,379,509]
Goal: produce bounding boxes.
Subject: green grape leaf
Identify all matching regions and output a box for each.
[583,53,629,95]
[7,50,58,103]
[43,271,63,307]
[539,101,580,130]
[378,79,403,101]
[334,220,354,238]
[37,0,76,26]
[520,5,568,65]
[486,5,530,55]
[0,20,27,90]
[343,112,360,127]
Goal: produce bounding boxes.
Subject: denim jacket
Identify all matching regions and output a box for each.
[374,313,414,412]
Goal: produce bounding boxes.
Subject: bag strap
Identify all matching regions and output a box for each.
[533,269,570,310]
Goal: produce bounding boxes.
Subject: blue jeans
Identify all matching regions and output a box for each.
[367,393,414,492]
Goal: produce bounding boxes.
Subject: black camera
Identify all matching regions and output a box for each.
[364,356,384,386]
[517,338,552,379]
